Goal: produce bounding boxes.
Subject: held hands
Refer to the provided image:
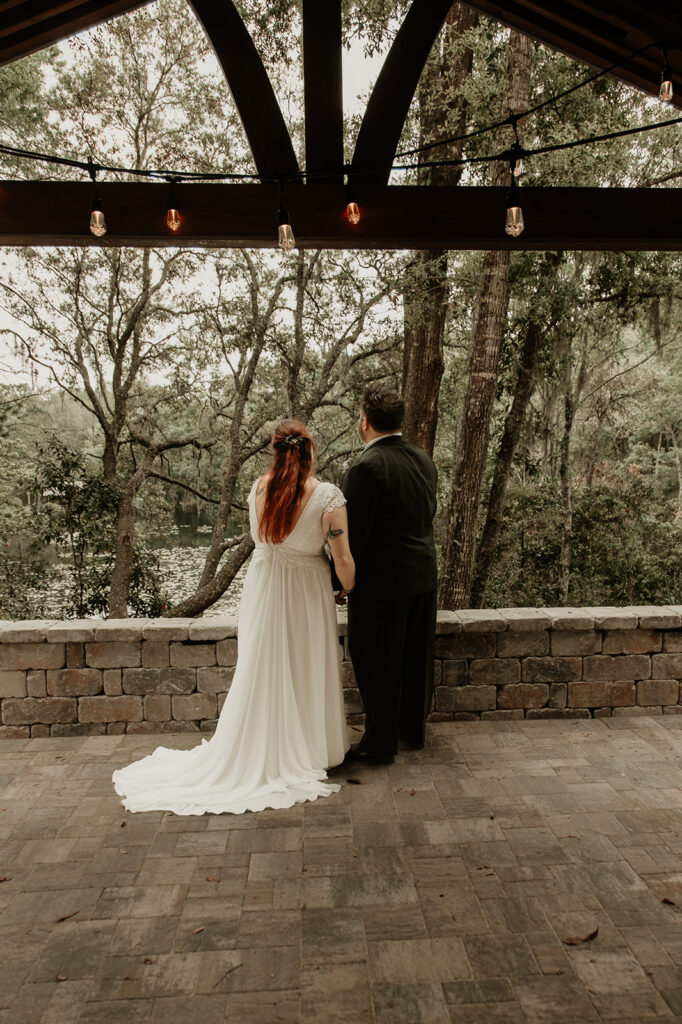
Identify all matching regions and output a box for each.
[335,587,353,606]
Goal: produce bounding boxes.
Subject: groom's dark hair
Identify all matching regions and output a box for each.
[362,384,404,433]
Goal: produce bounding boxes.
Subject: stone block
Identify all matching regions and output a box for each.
[141,641,170,668]
[551,630,602,656]
[144,694,171,721]
[637,679,679,706]
[629,606,682,629]
[107,722,126,734]
[103,670,123,696]
[456,609,506,633]
[602,629,662,655]
[525,708,591,719]
[433,660,442,686]
[217,692,227,713]
[51,722,107,736]
[0,620,56,642]
[435,634,496,659]
[497,631,549,657]
[0,671,26,698]
[47,669,103,697]
[441,660,467,686]
[522,657,582,683]
[197,666,235,693]
[453,712,478,721]
[567,681,635,708]
[2,697,76,725]
[436,685,495,712]
[651,654,682,679]
[429,711,453,722]
[481,709,524,720]
[170,642,216,668]
[549,682,567,709]
[664,706,682,715]
[497,609,551,631]
[593,708,612,718]
[93,620,146,641]
[200,719,218,732]
[31,724,50,737]
[123,667,196,695]
[0,643,65,671]
[497,683,548,709]
[126,720,200,734]
[343,688,364,714]
[663,632,682,653]
[0,725,29,738]
[435,611,463,634]
[216,638,239,666]
[613,706,662,717]
[583,607,638,629]
[46,621,97,642]
[583,654,651,681]
[142,618,193,640]
[469,658,520,686]
[171,693,216,720]
[78,695,143,723]
[542,608,594,630]
[26,670,46,697]
[188,617,237,640]
[66,643,86,668]
[85,642,140,669]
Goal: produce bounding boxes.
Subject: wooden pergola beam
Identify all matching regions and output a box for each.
[0,181,680,250]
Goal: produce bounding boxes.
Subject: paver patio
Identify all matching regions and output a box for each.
[2,717,682,1022]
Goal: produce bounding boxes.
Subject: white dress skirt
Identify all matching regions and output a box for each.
[112,480,349,815]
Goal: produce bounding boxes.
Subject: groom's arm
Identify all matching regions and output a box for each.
[342,459,381,563]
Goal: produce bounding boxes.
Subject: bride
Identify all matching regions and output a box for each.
[113,420,354,815]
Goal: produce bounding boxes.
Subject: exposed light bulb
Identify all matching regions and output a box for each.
[90,208,107,237]
[660,77,673,103]
[505,205,524,237]
[346,201,361,225]
[166,207,181,232]
[278,221,296,250]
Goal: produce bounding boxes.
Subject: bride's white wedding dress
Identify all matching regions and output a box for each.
[112,480,349,815]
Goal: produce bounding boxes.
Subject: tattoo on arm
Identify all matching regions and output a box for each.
[326,526,344,541]
[256,484,265,496]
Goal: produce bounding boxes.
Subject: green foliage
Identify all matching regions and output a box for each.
[483,480,682,608]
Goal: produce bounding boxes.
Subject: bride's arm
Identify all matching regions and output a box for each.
[322,504,355,593]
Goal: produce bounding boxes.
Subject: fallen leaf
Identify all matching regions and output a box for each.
[143,958,154,964]
[0,876,11,883]
[120,850,128,855]
[662,897,676,906]
[55,975,66,983]
[409,789,416,796]
[206,877,220,883]
[489,812,495,819]
[57,911,78,922]
[563,926,598,946]
[192,927,205,935]
[120,822,126,828]
[346,777,362,785]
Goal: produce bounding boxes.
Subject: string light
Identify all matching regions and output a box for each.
[166,178,181,233]
[344,172,361,225]
[276,177,295,251]
[660,50,673,103]
[88,162,106,238]
[505,161,524,237]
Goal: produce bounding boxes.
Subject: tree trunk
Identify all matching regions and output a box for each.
[168,535,255,617]
[401,3,476,455]
[108,491,136,618]
[439,28,533,610]
[559,362,574,605]
[470,320,542,607]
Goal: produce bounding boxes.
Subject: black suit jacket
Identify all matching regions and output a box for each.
[341,435,438,597]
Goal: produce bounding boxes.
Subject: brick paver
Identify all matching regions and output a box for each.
[2,719,682,1021]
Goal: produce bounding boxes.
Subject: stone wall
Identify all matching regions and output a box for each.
[0,606,681,738]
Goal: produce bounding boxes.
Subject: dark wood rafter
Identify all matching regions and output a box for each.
[188,0,298,178]
[302,0,343,183]
[350,0,454,185]
[0,181,680,250]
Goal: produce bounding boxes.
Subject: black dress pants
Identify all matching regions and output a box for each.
[347,587,437,756]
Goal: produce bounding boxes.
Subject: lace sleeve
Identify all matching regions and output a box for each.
[323,483,346,514]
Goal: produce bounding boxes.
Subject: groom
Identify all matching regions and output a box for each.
[340,385,438,765]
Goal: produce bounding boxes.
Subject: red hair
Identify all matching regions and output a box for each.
[259,420,316,544]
